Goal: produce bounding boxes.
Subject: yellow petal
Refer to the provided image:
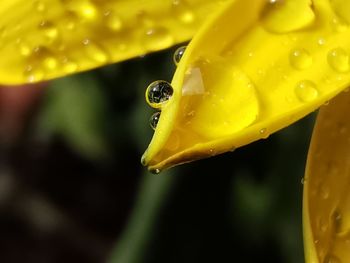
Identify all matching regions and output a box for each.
[303,91,350,263]
[142,0,350,172]
[0,0,223,84]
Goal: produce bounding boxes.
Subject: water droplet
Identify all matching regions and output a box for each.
[149,112,161,130]
[324,254,341,263]
[331,16,349,32]
[61,57,78,73]
[295,80,319,102]
[172,0,195,24]
[62,0,98,20]
[16,39,31,57]
[144,27,174,52]
[173,46,186,65]
[320,184,330,199]
[289,48,313,70]
[43,56,58,70]
[24,66,44,83]
[146,80,173,107]
[39,21,59,40]
[318,37,326,46]
[259,128,266,134]
[82,39,109,63]
[104,11,123,31]
[141,155,147,166]
[150,168,161,174]
[330,0,350,24]
[301,177,305,184]
[327,48,350,73]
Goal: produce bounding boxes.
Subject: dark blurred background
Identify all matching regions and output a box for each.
[0,47,315,263]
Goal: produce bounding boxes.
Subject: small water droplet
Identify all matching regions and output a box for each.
[295,80,319,102]
[331,16,348,32]
[104,10,123,31]
[173,46,186,65]
[318,37,326,46]
[149,111,161,130]
[144,27,174,52]
[146,80,173,107]
[24,66,44,83]
[172,0,195,24]
[141,155,147,166]
[82,39,109,63]
[39,21,59,41]
[43,56,58,70]
[150,168,161,174]
[289,48,313,70]
[320,184,330,199]
[259,128,266,134]
[327,48,350,73]
[61,57,78,73]
[301,177,305,184]
[16,39,31,57]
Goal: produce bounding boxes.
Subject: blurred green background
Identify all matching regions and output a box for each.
[0,47,315,263]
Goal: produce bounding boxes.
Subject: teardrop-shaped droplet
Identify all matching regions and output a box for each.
[295,80,319,102]
[146,80,173,107]
[289,48,313,70]
[327,48,350,73]
[173,46,186,65]
[149,111,161,130]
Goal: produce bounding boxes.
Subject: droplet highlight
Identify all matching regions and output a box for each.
[150,112,161,130]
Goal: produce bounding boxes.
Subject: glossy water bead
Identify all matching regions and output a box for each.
[146,80,173,108]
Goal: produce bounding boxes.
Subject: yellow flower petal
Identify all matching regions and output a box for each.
[303,91,350,263]
[143,0,350,172]
[0,0,222,84]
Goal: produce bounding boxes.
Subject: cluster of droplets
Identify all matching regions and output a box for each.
[0,0,197,82]
[145,46,186,130]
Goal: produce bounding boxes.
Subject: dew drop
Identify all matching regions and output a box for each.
[331,16,349,32]
[295,80,319,102]
[43,56,58,70]
[39,21,59,40]
[289,48,313,70]
[16,40,31,57]
[24,66,44,83]
[63,0,98,20]
[82,39,109,63]
[327,48,350,73]
[144,27,174,52]
[61,57,78,73]
[146,80,173,107]
[172,0,195,24]
[173,46,186,65]
[330,0,350,24]
[104,11,123,31]
[33,0,46,12]
[149,112,161,130]
[150,168,161,174]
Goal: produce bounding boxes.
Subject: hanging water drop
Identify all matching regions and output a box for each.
[146,80,173,107]
[149,112,161,130]
[150,168,161,174]
[173,46,186,65]
[327,48,350,73]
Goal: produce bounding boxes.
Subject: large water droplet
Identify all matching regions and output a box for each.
[290,48,313,70]
[144,27,174,52]
[82,39,109,63]
[173,46,186,65]
[146,80,173,108]
[327,48,350,73]
[149,112,161,130]
[295,80,319,102]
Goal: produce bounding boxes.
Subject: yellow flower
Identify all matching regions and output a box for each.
[1,0,350,262]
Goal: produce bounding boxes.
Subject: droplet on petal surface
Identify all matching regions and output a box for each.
[295,80,319,102]
[327,48,350,73]
[289,48,313,70]
[144,27,174,52]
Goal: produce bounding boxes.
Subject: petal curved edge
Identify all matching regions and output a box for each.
[142,0,350,172]
[0,0,224,84]
[303,91,350,263]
